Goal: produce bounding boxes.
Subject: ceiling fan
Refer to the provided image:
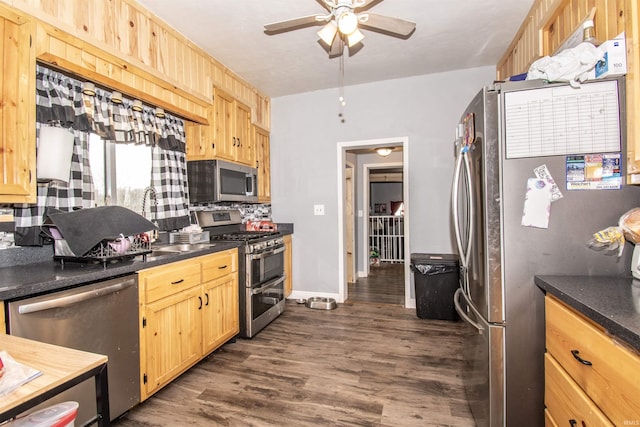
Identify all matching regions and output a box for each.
[264,0,416,57]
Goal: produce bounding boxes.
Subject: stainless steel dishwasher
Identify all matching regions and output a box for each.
[7,275,140,426]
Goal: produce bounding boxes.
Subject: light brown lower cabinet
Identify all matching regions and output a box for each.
[138,249,238,400]
[544,296,640,426]
[0,303,5,334]
[284,235,292,298]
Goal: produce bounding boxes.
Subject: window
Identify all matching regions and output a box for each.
[89,133,152,215]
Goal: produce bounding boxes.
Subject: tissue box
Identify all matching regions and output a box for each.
[595,33,627,78]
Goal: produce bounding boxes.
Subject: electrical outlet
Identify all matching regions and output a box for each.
[314,204,325,216]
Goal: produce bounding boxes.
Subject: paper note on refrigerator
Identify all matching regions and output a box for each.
[522,178,552,229]
[504,80,621,159]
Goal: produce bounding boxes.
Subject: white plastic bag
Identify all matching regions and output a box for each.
[527,42,605,87]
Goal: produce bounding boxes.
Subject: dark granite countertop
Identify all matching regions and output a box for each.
[0,241,240,301]
[535,275,640,352]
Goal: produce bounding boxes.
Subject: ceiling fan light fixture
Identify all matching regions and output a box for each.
[347,28,364,47]
[376,147,393,157]
[337,11,358,35]
[317,21,338,45]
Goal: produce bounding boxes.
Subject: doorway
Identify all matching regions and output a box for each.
[336,137,411,307]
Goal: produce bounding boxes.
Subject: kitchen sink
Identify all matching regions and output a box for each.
[149,243,216,256]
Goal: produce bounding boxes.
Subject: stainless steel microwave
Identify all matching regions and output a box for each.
[187,159,258,204]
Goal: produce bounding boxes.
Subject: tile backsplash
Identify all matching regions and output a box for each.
[189,203,272,223]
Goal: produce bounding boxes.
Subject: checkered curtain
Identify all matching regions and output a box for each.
[13,67,96,246]
[13,65,190,246]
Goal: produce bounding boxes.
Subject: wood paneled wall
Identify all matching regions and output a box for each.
[1,0,270,129]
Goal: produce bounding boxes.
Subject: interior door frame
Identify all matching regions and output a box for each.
[345,162,356,284]
[336,136,411,307]
[363,161,403,277]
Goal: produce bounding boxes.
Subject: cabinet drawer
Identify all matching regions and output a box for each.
[139,260,201,303]
[546,296,640,424]
[544,408,558,427]
[544,353,613,426]
[201,250,237,283]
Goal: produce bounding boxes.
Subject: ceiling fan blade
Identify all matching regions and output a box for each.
[264,15,325,34]
[355,0,384,12]
[315,0,334,12]
[359,13,416,38]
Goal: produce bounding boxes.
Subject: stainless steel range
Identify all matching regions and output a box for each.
[194,209,286,338]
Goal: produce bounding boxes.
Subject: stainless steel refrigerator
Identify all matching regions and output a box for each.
[451,76,639,427]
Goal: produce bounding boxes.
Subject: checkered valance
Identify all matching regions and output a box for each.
[13,65,190,246]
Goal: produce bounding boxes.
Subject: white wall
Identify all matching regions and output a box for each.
[270,66,495,296]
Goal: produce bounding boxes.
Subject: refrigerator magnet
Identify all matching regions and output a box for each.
[521,178,552,229]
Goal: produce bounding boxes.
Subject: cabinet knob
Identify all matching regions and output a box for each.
[232,137,237,146]
[569,419,577,427]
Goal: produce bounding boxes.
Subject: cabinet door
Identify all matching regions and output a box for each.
[0,5,35,203]
[185,105,215,160]
[284,235,293,297]
[141,286,203,399]
[202,274,239,354]
[254,126,271,202]
[234,101,253,165]
[213,88,235,161]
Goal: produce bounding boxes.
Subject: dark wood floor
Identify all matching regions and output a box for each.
[347,262,405,305]
[114,298,474,426]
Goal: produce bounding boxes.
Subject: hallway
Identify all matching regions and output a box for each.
[346,262,404,305]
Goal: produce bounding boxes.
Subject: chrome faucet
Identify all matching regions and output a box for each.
[141,185,158,225]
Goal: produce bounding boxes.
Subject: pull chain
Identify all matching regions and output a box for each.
[338,50,346,123]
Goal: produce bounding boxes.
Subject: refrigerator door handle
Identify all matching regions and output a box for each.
[461,152,474,269]
[452,150,474,295]
[454,288,484,334]
[452,152,466,263]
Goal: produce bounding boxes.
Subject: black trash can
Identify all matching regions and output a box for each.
[410,253,460,320]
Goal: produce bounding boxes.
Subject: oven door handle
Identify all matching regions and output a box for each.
[249,245,285,260]
[17,277,137,314]
[252,276,286,295]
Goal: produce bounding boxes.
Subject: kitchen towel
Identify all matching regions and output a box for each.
[46,206,158,256]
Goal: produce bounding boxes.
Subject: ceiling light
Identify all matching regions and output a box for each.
[376,148,393,157]
[317,21,338,46]
[337,11,358,35]
[347,28,364,47]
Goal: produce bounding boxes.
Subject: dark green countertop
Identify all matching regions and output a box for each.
[535,275,640,352]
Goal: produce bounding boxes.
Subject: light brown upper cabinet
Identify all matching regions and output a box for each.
[253,125,271,203]
[0,4,35,203]
[213,88,254,167]
[496,0,640,184]
[185,106,215,160]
